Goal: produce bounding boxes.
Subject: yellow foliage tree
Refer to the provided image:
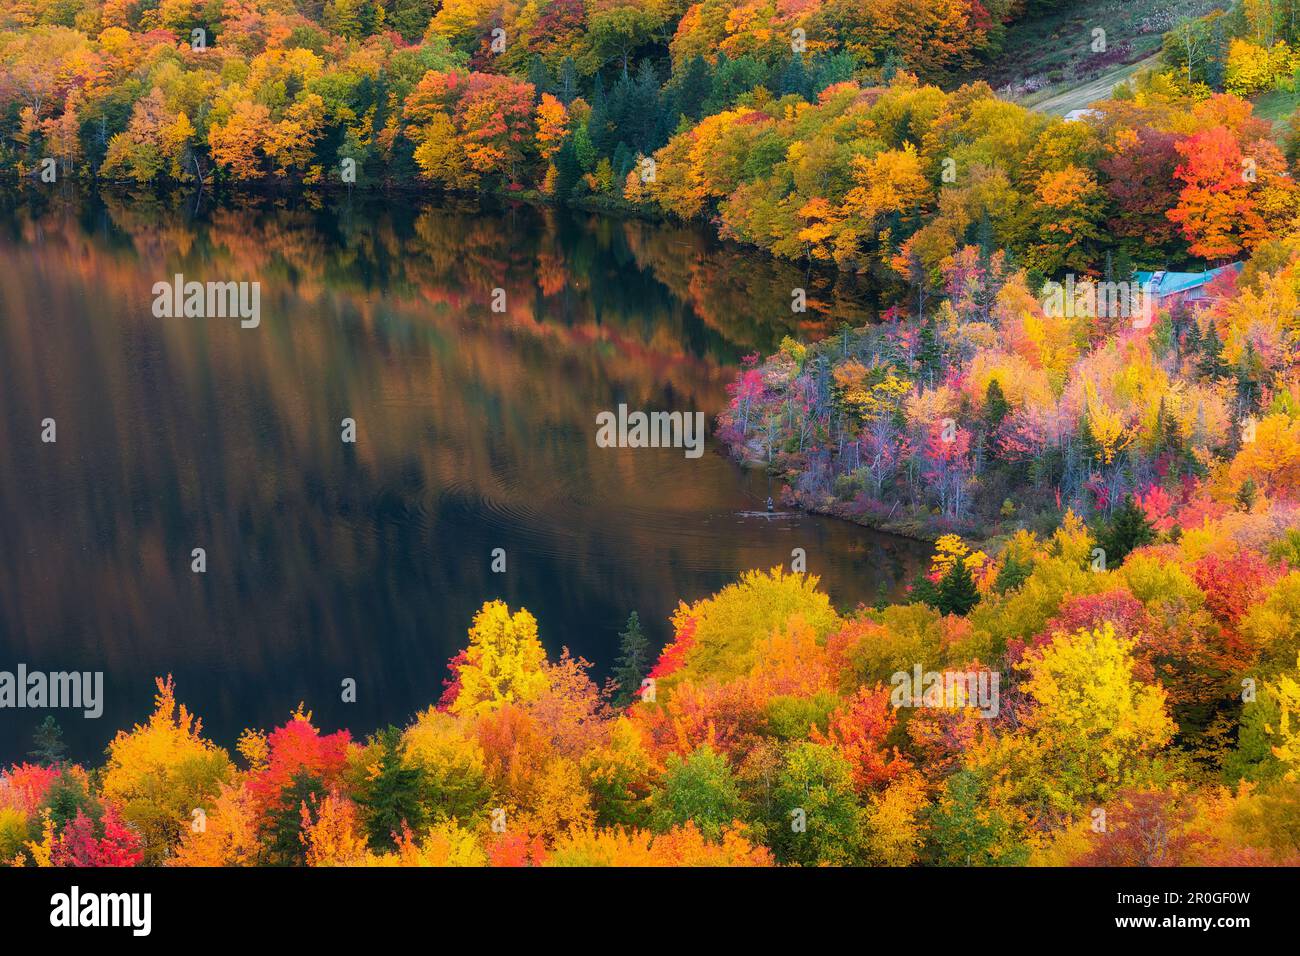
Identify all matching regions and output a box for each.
[1229,414,1300,498]
[1266,656,1300,782]
[301,791,370,866]
[172,781,260,867]
[450,601,550,716]
[101,677,233,864]
[1017,622,1175,815]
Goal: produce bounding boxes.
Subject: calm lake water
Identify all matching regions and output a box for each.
[0,192,926,761]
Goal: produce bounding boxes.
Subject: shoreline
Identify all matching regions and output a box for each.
[727,453,997,550]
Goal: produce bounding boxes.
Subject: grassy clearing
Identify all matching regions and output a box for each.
[982,0,1225,105]
[1025,53,1162,114]
[1252,85,1300,129]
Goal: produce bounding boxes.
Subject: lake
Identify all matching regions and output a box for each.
[0,191,926,761]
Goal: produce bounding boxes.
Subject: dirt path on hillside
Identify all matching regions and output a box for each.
[1027,53,1164,115]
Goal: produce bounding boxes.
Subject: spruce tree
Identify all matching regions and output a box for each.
[356,727,425,851]
[984,379,1009,429]
[984,378,1009,460]
[936,559,981,616]
[1098,494,1156,566]
[1182,312,1202,360]
[672,55,712,122]
[553,138,581,198]
[611,611,651,707]
[527,55,550,102]
[1078,412,1100,467]
[29,715,67,766]
[780,54,809,99]
[1198,321,1227,379]
[916,320,941,382]
[558,56,578,104]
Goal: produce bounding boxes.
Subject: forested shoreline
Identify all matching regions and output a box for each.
[5,0,1300,869]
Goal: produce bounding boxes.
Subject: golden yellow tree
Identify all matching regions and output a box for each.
[450,601,550,716]
[1267,656,1300,781]
[101,677,233,864]
[1018,623,1175,814]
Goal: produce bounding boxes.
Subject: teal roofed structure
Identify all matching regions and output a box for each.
[1132,262,1244,308]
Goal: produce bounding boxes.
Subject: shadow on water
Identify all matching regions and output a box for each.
[0,191,926,760]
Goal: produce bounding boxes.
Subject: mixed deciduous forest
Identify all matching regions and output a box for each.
[3,0,1300,867]
[4,524,1300,867]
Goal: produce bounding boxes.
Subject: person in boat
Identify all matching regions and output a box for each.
[766,496,774,512]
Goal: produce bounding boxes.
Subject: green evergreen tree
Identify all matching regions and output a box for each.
[916,319,942,382]
[936,559,980,615]
[976,210,995,261]
[611,611,651,707]
[553,137,581,198]
[993,551,1033,594]
[356,727,425,851]
[1235,340,1261,408]
[1097,494,1156,567]
[266,771,327,865]
[1198,320,1227,379]
[558,56,578,104]
[1237,477,1258,512]
[1182,311,1202,360]
[42,770,100,832]
[28,716,67,767]
[573,122,596,173]
[983,378,1010,460]
[527,54,550,102]
[671,54,712,122]
[1078,412,1101,466]
[984,379,1009,429]
[780,54,809,99]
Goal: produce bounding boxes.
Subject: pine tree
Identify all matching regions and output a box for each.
[780,54,809,99]
[267,771,328,865]
[612,141,634,185]
[355,727,425,851]
[1097,494,1156,566]
[1182,312,1202,361]
[629,59,664,153]
[573,122,596,173]
[1078,412,1101,466]
[1198,320,1227,379]
[916,319,941,383]
[1237,477,1258,512]
[984,379,1009,429]
[809,50,854,96]
[611,611,651,707]
[29,716,67,766]
[976,211,994,262]
[984,378,1009,460]
[936,559,981,616]
[672,55,712,122]
[527,55,550,102]
[1235,341,1261,409]
[553,137,581,197]
[558,56,578,105]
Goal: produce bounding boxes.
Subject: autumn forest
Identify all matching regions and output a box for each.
[3,0,1300,872]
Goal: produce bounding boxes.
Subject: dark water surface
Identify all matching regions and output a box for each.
[0,192,925,761]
